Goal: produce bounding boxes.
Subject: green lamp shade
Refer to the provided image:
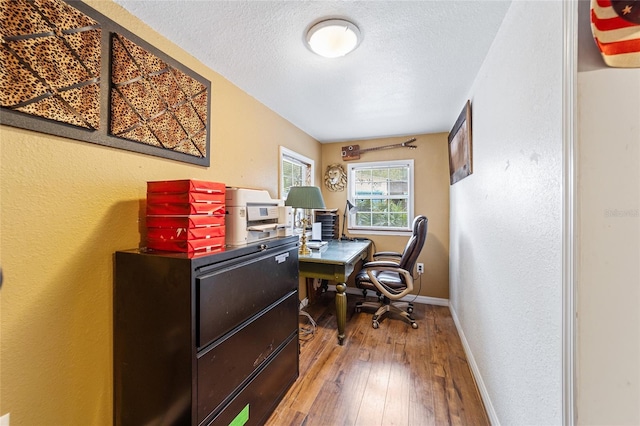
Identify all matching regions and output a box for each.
[285,186,326,209]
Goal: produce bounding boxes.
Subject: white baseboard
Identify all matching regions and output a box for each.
[325,284,449,306]
[449,305,499,426]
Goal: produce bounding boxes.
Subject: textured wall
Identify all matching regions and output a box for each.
[577,70,640,425]
[448,1,563,424]
[576,2,640,421]
[0,1,319,424]
[321,134,450,299]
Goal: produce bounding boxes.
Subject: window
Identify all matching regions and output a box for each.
[279,146,314,200]
[347,160,414,234]
[279,147,315,227]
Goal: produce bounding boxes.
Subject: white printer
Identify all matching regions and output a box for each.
[225,187,291,246]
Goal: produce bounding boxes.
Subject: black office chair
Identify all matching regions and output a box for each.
[354,215,428,329]
[370,214,424,263]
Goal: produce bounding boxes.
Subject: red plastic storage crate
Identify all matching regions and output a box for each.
[145,215,225,229]
[146,202,225,216]
[145,180,227,254]
[147,180,225,194]
[147,192,225,205]
[147,226,225,241]
[147,236,225,253]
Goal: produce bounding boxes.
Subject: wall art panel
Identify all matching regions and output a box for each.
[109,34,208,159]
[0,0,101,129]
[0,0,211,166]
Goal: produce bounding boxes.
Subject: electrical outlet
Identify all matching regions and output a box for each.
[416,263,424,274]
[299,298,309,310]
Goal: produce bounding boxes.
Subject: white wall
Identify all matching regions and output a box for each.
[577,66,640,426]
[449,1,563,424]
[575,2,640,422]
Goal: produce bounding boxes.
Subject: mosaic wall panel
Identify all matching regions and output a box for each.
[110,34,208,158]
[0,0,211,166]
[0,0,101,129]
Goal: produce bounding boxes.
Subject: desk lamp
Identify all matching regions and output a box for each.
[341,200,357,240]
[285,186,326,255]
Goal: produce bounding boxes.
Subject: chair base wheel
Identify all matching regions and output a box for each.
[411,322,418,329]
[372,320,379,329]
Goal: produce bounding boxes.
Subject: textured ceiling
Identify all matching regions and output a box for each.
[114,0,512,142]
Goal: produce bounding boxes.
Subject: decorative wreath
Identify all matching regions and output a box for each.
[324,163,347,192]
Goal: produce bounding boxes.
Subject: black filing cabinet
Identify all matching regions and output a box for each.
[114,236,299,426]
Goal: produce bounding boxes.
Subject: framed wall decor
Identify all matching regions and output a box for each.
[0,0,211,166]
[0,0,102,130]
[448,100,472,185]
[324,163,346,192]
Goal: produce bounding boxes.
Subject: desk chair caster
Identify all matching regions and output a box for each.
[359,303,419,329]
[370,315,418,329]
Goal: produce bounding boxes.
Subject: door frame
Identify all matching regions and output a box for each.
[562,1,578,424]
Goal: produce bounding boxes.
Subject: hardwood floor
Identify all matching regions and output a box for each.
[266,293,489,426]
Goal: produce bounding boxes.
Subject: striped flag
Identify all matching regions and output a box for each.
[591,0,640,67]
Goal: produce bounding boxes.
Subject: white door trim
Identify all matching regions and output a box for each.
[562,1,578,424]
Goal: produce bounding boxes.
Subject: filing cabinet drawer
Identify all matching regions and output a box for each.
[196,247,298,349]
[204,335,299,426]
[196,292,298,423]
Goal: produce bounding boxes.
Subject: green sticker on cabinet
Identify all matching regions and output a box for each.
[229,404,249,426]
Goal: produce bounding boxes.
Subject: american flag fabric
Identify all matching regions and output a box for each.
[591,0,640,67]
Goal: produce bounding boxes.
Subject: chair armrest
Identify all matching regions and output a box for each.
[373,251,402,262]
[361,264,415,300]
[362,260,402,269]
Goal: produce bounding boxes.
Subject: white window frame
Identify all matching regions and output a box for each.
[279,146,315,228]
[279,146,314,200]
[347,159,414,236]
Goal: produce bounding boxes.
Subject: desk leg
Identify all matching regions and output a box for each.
[305,278,316,305]
[335,282,347,345]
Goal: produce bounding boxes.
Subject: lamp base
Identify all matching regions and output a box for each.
[299,217,311,255]
[299,244,311,256]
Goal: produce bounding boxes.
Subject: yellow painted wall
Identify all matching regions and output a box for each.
[0,1,319,424]
[321,134,450,299]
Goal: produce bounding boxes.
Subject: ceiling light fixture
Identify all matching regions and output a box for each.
[306,19,361,58]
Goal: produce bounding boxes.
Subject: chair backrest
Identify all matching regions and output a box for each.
[398,215,428,274]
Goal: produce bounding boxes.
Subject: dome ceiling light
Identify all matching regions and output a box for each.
[305,19,361,58]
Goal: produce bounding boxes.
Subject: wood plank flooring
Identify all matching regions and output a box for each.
[266,293,489,426]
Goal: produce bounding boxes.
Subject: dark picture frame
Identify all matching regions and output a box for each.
[0,0,211,166]
[448,100,472,185]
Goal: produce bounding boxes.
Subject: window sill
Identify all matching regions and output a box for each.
[348,229,411,237]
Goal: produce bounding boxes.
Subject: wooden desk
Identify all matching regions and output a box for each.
[298,239,371,345]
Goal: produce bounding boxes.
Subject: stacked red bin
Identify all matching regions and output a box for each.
[146,179,226,254]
